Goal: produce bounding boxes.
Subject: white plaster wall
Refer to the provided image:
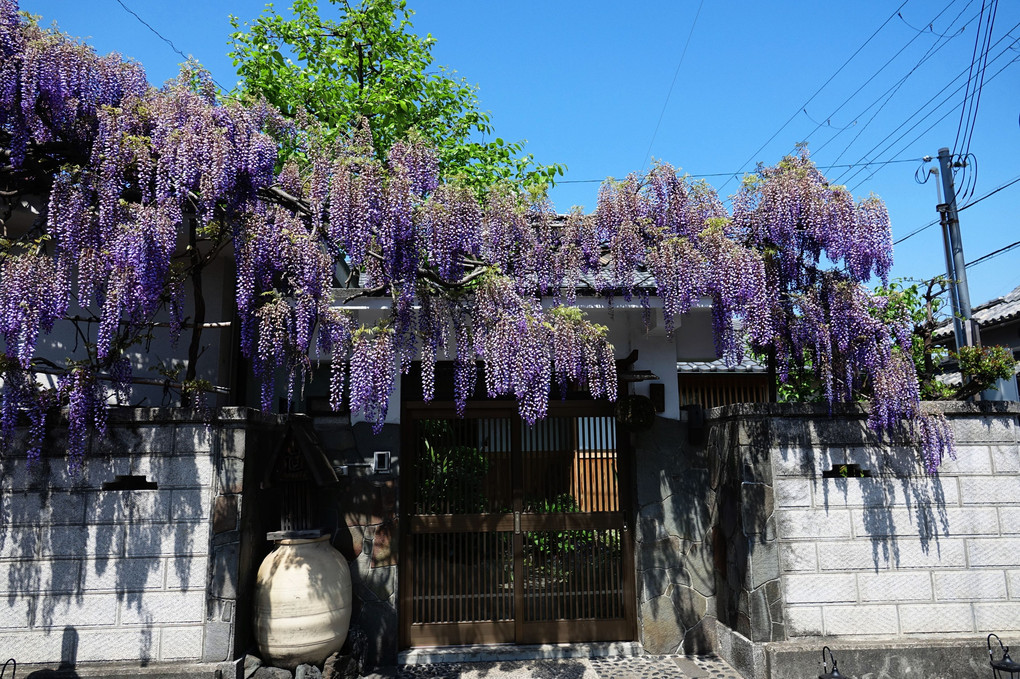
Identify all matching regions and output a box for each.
[31,257,237,409]
[332,296,718,425]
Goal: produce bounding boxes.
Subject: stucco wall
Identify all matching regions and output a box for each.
[0,408,281,673]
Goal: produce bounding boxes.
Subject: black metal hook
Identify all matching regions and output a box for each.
[820,646,844,679]
[989,633,1020,677]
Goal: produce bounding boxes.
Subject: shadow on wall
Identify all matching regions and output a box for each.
[823,459,949,570]
[631,416,721,655]
[780,415,951,571]
[24,627,81,678]
[0,415,209,667]
[315,420,400,668]
[708,415,778,646]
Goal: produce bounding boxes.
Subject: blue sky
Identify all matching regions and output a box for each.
[20,0,1020,307]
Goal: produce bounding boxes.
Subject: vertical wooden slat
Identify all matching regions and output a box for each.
[597,416,606,513]
[487,534,491,621]
[460,532,465,622]
[512,411,524,637]
[595,530,603,619]
[596,416,604,513]
[601,416,607,512]
[445,532,451,623]
[404,400,636,646]
[454,532,460,622]
[491,532,496,621]
[587,417,594,512]
[476,532,482,622]
[558,546,567,619]
[585,417,595,515]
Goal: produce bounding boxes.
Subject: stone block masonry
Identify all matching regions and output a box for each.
[315,417,401,668]
[771,404,1020,640]
[631,418,718,656]
[704,402,1020,679]
[0,408,285,673]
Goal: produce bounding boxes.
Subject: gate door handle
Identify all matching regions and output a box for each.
[514,511,521,535]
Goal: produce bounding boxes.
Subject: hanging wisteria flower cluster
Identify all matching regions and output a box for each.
[1,3,283,455]
[0,2,953,470]
[731,150,953,463]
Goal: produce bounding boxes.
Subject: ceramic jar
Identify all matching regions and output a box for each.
[253,535,352,669]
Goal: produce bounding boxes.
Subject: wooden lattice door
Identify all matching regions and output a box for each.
[399,400,635,647]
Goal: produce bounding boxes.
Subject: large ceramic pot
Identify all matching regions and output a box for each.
[253,535,352,670]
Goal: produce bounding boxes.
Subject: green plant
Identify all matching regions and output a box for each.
[229,0,564,192]
[522,493,597,566]
[875,277,1017,400]
[417,420,489,514]
[614,394,656,430]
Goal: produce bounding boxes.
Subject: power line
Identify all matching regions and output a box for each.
[834,22,1020,190]
[716,1,910,195]
[809,0,972,161]
[960,0,999,172]
[640,0,705,171]
[112,0,229,92]
[954,0,998,158]
[966,238,1020,268]
[558,157,922,185]
[801,107,857,131]
[897,7,969,38]
[960,173,1020,209]
[893,217,940,245]
[892,173,1020,246]
[845,41,1020,193]
[822,1,978,169]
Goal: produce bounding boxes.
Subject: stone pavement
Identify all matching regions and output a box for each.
[365,655,745,679]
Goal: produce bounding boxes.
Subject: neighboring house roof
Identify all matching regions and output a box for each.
[677,356,768,374]
[934,283,1020,341]
[972,283,1020,327]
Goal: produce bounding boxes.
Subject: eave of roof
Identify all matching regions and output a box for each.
[933,283,1020,340]
[677,356,768,373]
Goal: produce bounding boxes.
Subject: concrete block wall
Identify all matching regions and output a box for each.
[0,408,282,672]
[704,401,1020,679]
[771,404,1020,641]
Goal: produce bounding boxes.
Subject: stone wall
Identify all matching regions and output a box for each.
[313,416,400,668]
[0,408,282,675]
[705,402,1020,679]
[631,416,717,655]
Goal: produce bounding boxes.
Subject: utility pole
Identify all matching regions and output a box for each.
[930,166,965,350]
[935,146,977,349]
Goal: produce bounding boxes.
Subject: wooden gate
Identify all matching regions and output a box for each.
[399,400,635,647]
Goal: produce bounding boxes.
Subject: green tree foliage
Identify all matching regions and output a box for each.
[876,277,1017,400]
[228,0,564,192]
[775,276,1017,403]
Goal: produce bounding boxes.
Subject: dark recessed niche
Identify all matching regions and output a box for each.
[822,463,872,479]
[101,474,158,491]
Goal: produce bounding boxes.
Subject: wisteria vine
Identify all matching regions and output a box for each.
[0,3,952,468]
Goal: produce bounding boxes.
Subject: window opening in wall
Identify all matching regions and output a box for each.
[101,474,158,490]
[821,463,872,479]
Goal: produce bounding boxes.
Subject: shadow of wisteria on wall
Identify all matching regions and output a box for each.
[0,409,231,669]
[314,418,401,668]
